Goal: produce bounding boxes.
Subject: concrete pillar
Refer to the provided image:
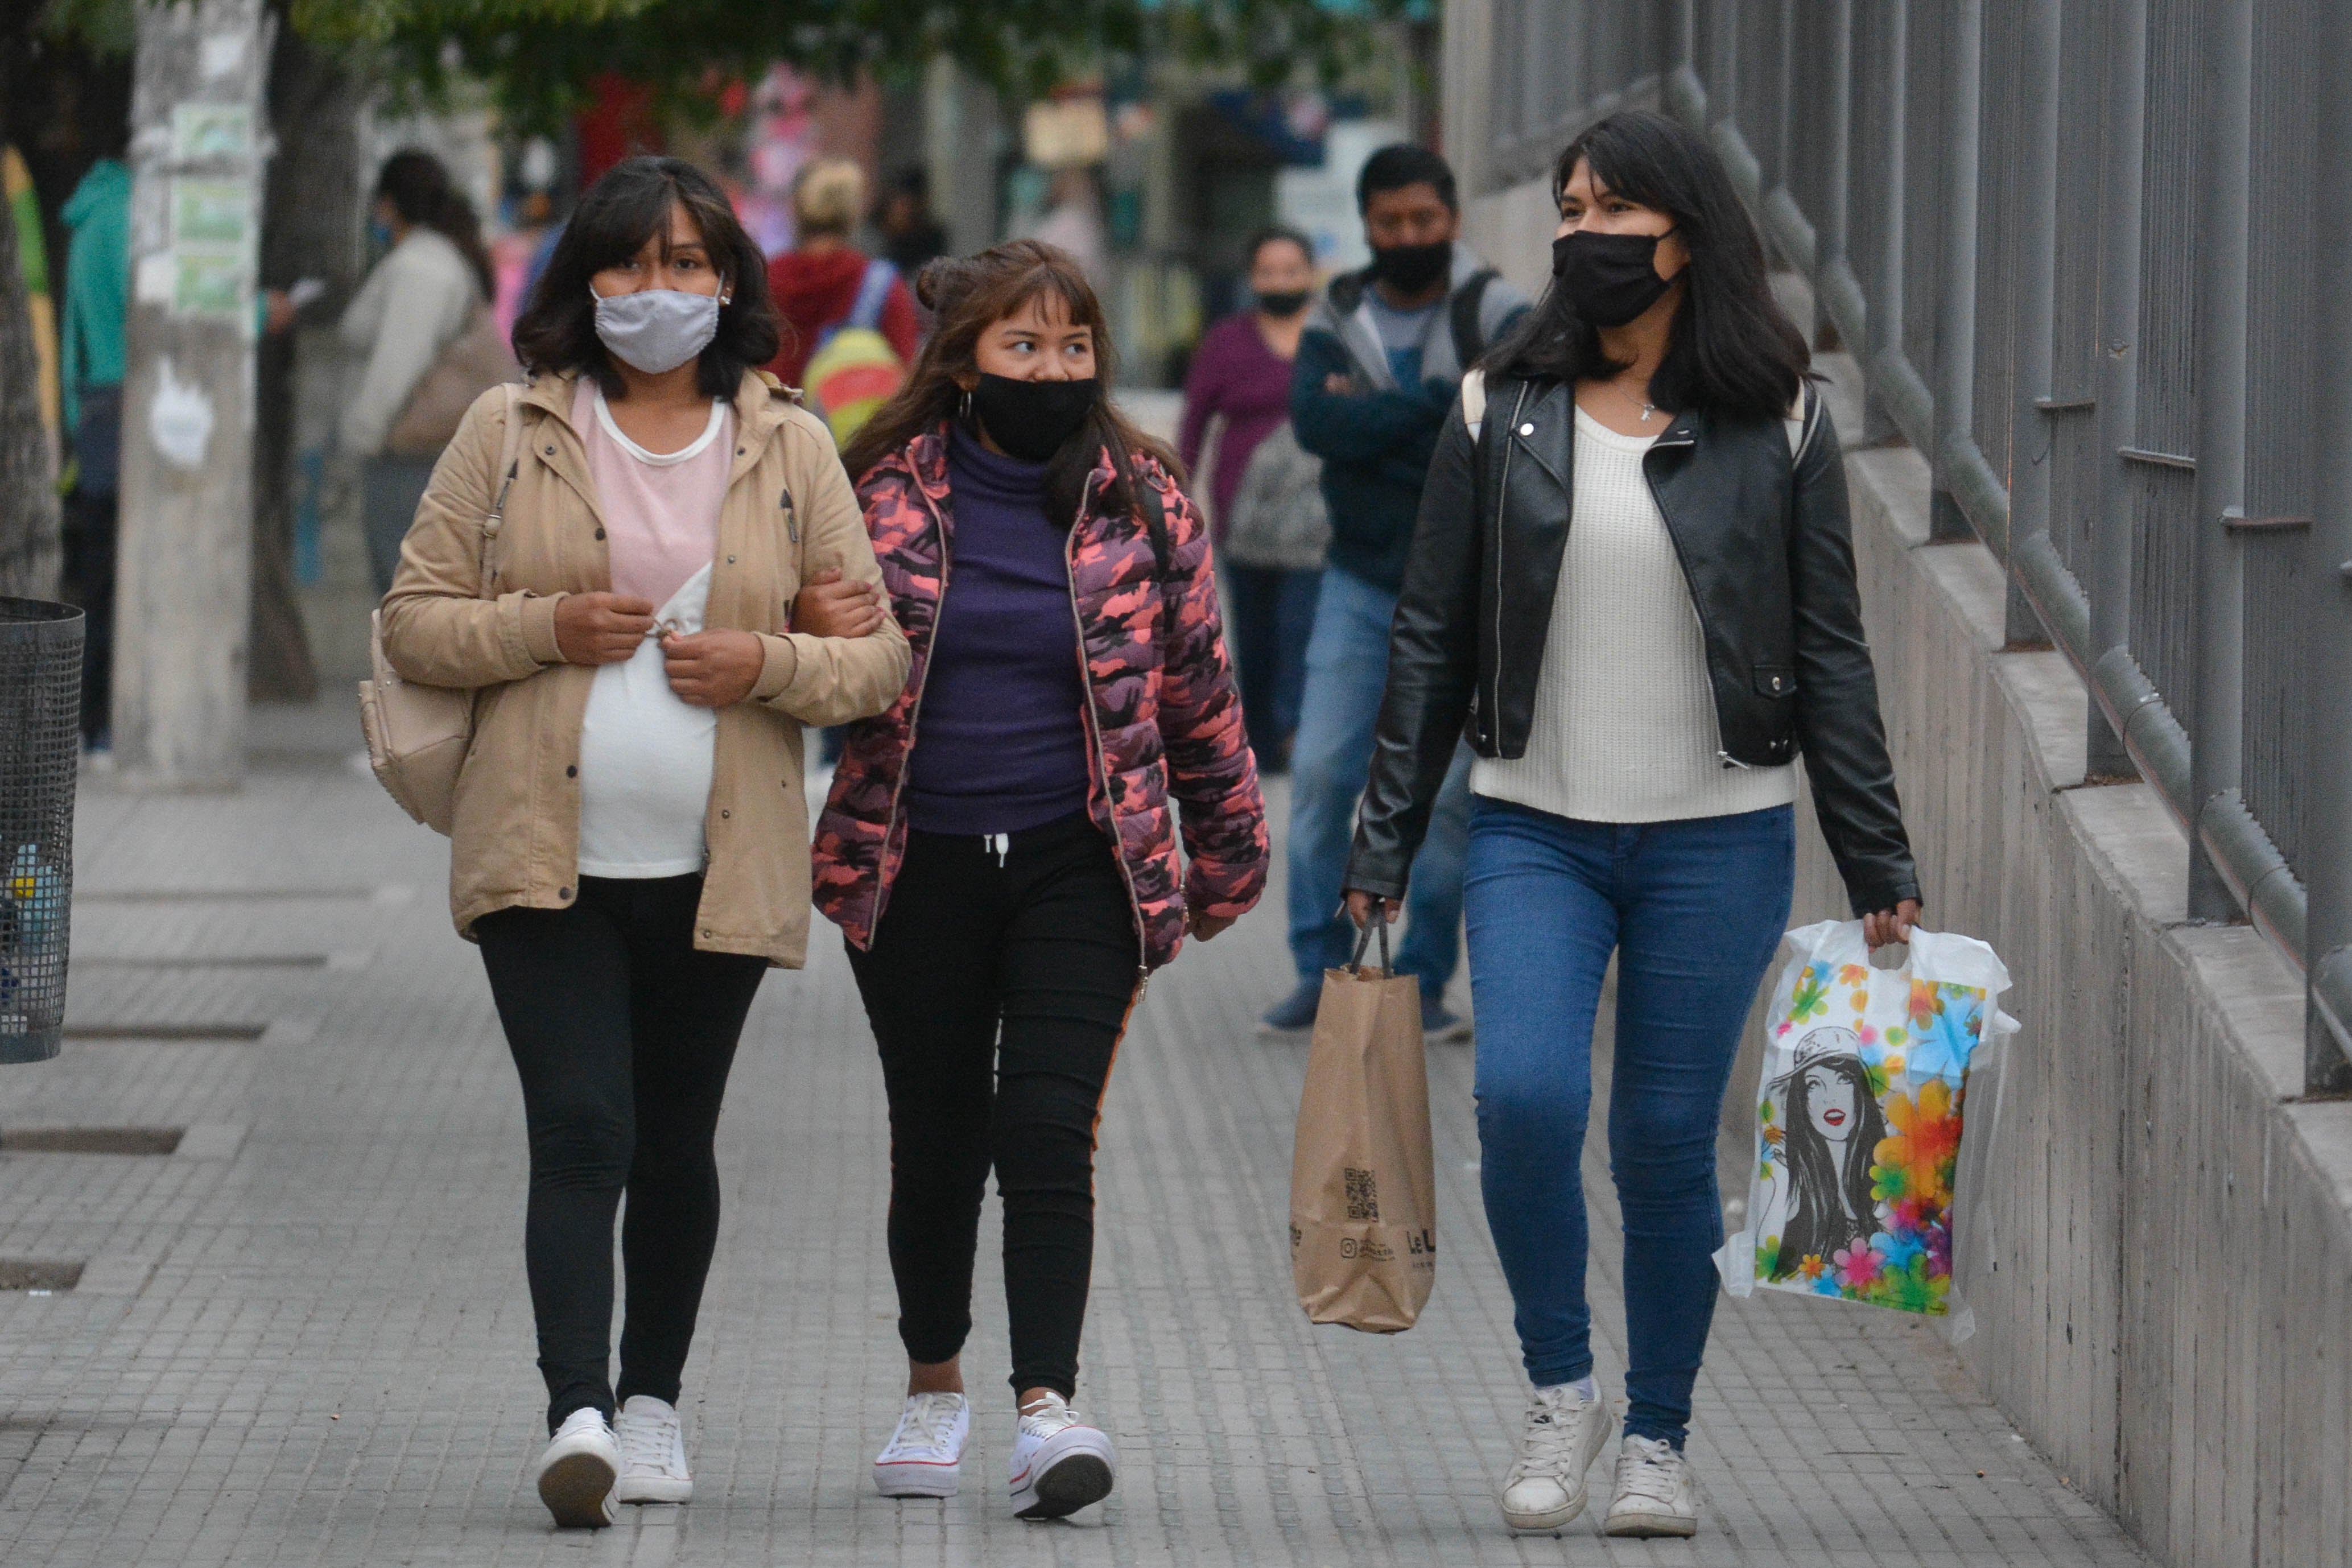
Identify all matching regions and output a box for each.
[114,0,273,787]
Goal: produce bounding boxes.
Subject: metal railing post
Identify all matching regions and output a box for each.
[1819,0,1854,349]
[2306,0,2352,1091]
[2188,0,2252,923]
[2086,0,2148,780]
[1862,2,1908,447]
[1930,0,1983,543]
[2008,0,2063,647]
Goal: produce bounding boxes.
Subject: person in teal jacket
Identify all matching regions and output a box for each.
[61,151,130,749]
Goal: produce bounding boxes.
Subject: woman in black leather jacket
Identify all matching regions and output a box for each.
[1340,110,1920,1541]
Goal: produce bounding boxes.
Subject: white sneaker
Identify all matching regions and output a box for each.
[1603,1434,1699,1537]
[1500,1382,1616,1531]
[1008,1393,1116,1520]
[873,1392,971,1497]
[613,1394,692,1504]
[534,1408,619,1528]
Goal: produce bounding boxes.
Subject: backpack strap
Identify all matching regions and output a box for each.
[846,257,898,333]
[1785,378,1822,467]
[1449,268,1500,370]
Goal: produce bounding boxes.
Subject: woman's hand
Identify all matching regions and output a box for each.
[1344,889,1401,929]
[1864,898,1921,950]
[793,568,886,638]
[662,629,765,708]
[554,592,656,665]
[1186,901,1237,942]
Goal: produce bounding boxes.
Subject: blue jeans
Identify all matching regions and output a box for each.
[1222,562,1321,767]
[1466,797,1794,1447]
[1285,567,1471,994]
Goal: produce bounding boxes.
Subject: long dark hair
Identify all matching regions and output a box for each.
[841,239,1182,523]
[1484,110,1809,420]
[511,157,780,402]
[1768,1051,1888,1280]
[374,150,494,300]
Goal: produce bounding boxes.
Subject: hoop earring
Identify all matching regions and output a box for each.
[960,387,972,420]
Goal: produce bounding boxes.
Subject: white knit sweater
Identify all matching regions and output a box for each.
[1470,406,1799,823]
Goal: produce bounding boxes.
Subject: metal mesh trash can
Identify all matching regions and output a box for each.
[0,598,82,1063]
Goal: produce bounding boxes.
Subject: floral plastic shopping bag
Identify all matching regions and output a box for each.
[1715,919,2015,1317]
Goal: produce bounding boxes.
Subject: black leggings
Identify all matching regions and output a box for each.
[847,811,1141,1398]
[477,875,768,1433]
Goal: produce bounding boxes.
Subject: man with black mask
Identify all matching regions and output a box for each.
[1265,145,1529,1042]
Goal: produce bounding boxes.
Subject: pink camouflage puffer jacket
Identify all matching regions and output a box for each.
[813,424,1268,972]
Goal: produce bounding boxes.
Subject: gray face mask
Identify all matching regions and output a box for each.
[592,287,724,374]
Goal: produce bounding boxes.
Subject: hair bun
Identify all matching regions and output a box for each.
[914,256,973,315]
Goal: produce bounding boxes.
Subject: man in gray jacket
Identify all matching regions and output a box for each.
[1264,144,1528,1040]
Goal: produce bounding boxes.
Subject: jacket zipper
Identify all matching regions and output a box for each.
[1064,472,1153,999]
[1639,428,1749,771]
[870,473,954,938]
[1489,383,1529,742]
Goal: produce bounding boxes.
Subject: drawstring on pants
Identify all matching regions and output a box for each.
[985,833,1011,868]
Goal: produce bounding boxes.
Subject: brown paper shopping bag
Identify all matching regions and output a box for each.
[1289,919,1437,1332]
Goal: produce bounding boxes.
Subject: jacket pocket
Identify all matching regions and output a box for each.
[1752,665,1798,699]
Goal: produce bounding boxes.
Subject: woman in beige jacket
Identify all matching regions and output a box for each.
[379,158,907,1529]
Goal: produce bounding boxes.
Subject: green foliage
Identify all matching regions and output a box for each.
[288,0,1416,131]
[40,0,139,56]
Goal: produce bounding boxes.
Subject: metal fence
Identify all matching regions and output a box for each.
[1471,0,2352,1091]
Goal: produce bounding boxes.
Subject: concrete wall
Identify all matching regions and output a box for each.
[1462,141,2352,1562]
[1821,392,2352,1568]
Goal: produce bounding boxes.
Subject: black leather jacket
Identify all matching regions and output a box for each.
[1345,374,1921,918]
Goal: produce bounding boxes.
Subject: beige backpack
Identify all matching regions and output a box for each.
[386,302,520,456]
[356,383,526,835]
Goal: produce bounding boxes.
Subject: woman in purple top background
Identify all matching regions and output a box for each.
[1179,227,1320,771]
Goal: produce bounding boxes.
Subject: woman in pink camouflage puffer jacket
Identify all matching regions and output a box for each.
[804,241,1266,1520]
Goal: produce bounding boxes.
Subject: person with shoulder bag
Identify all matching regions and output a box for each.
[341,150,515,595]
[376,156,908,1529]
[1178,226,1326,771]
[812,240,1268,1521]
[1339,112,1922,1541]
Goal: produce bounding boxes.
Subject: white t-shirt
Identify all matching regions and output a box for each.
[572,385,733,878]
[1471,405,1799,823]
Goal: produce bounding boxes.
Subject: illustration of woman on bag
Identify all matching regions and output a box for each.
[1757,1028,1888,1281]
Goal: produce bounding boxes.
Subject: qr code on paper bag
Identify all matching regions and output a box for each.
[1344,1167,1380,1222]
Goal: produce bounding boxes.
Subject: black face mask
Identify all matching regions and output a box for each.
[1368,239,1453,296]
[1256,288,1311,318]
[970,373,1098,464]
[1552,228,1678,327]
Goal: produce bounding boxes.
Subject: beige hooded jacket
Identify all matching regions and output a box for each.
[379,369,909,965]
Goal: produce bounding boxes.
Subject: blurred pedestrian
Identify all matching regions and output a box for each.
[814,240,1267,1520]
[877,165,948,277]
[378,156,907,1530]
[58,137,128,750]
[341,150,498,595]
[1264,145,1529,1042]
[1340,111,1920,1540]
[1178,225,1322,772]
[763,156,918,403]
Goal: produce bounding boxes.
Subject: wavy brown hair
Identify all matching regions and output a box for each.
[841,239,1182,525]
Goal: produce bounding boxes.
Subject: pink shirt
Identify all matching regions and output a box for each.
[572,379,735,612]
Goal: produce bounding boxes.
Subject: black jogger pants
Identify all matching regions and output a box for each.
[846,810,1142,1399]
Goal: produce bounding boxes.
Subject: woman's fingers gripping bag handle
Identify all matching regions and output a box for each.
[1715,918,2014,1324]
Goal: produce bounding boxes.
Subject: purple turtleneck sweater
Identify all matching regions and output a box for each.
[903,424,1095,836]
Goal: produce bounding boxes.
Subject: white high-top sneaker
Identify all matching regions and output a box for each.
[1499,1382,1616,1531]
[535,1407,620,1528]
[1007,1393,1116,1520]
[1603,1434,1700,1537]
[873,1392,971,1498]
[613,1394,692,1504]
